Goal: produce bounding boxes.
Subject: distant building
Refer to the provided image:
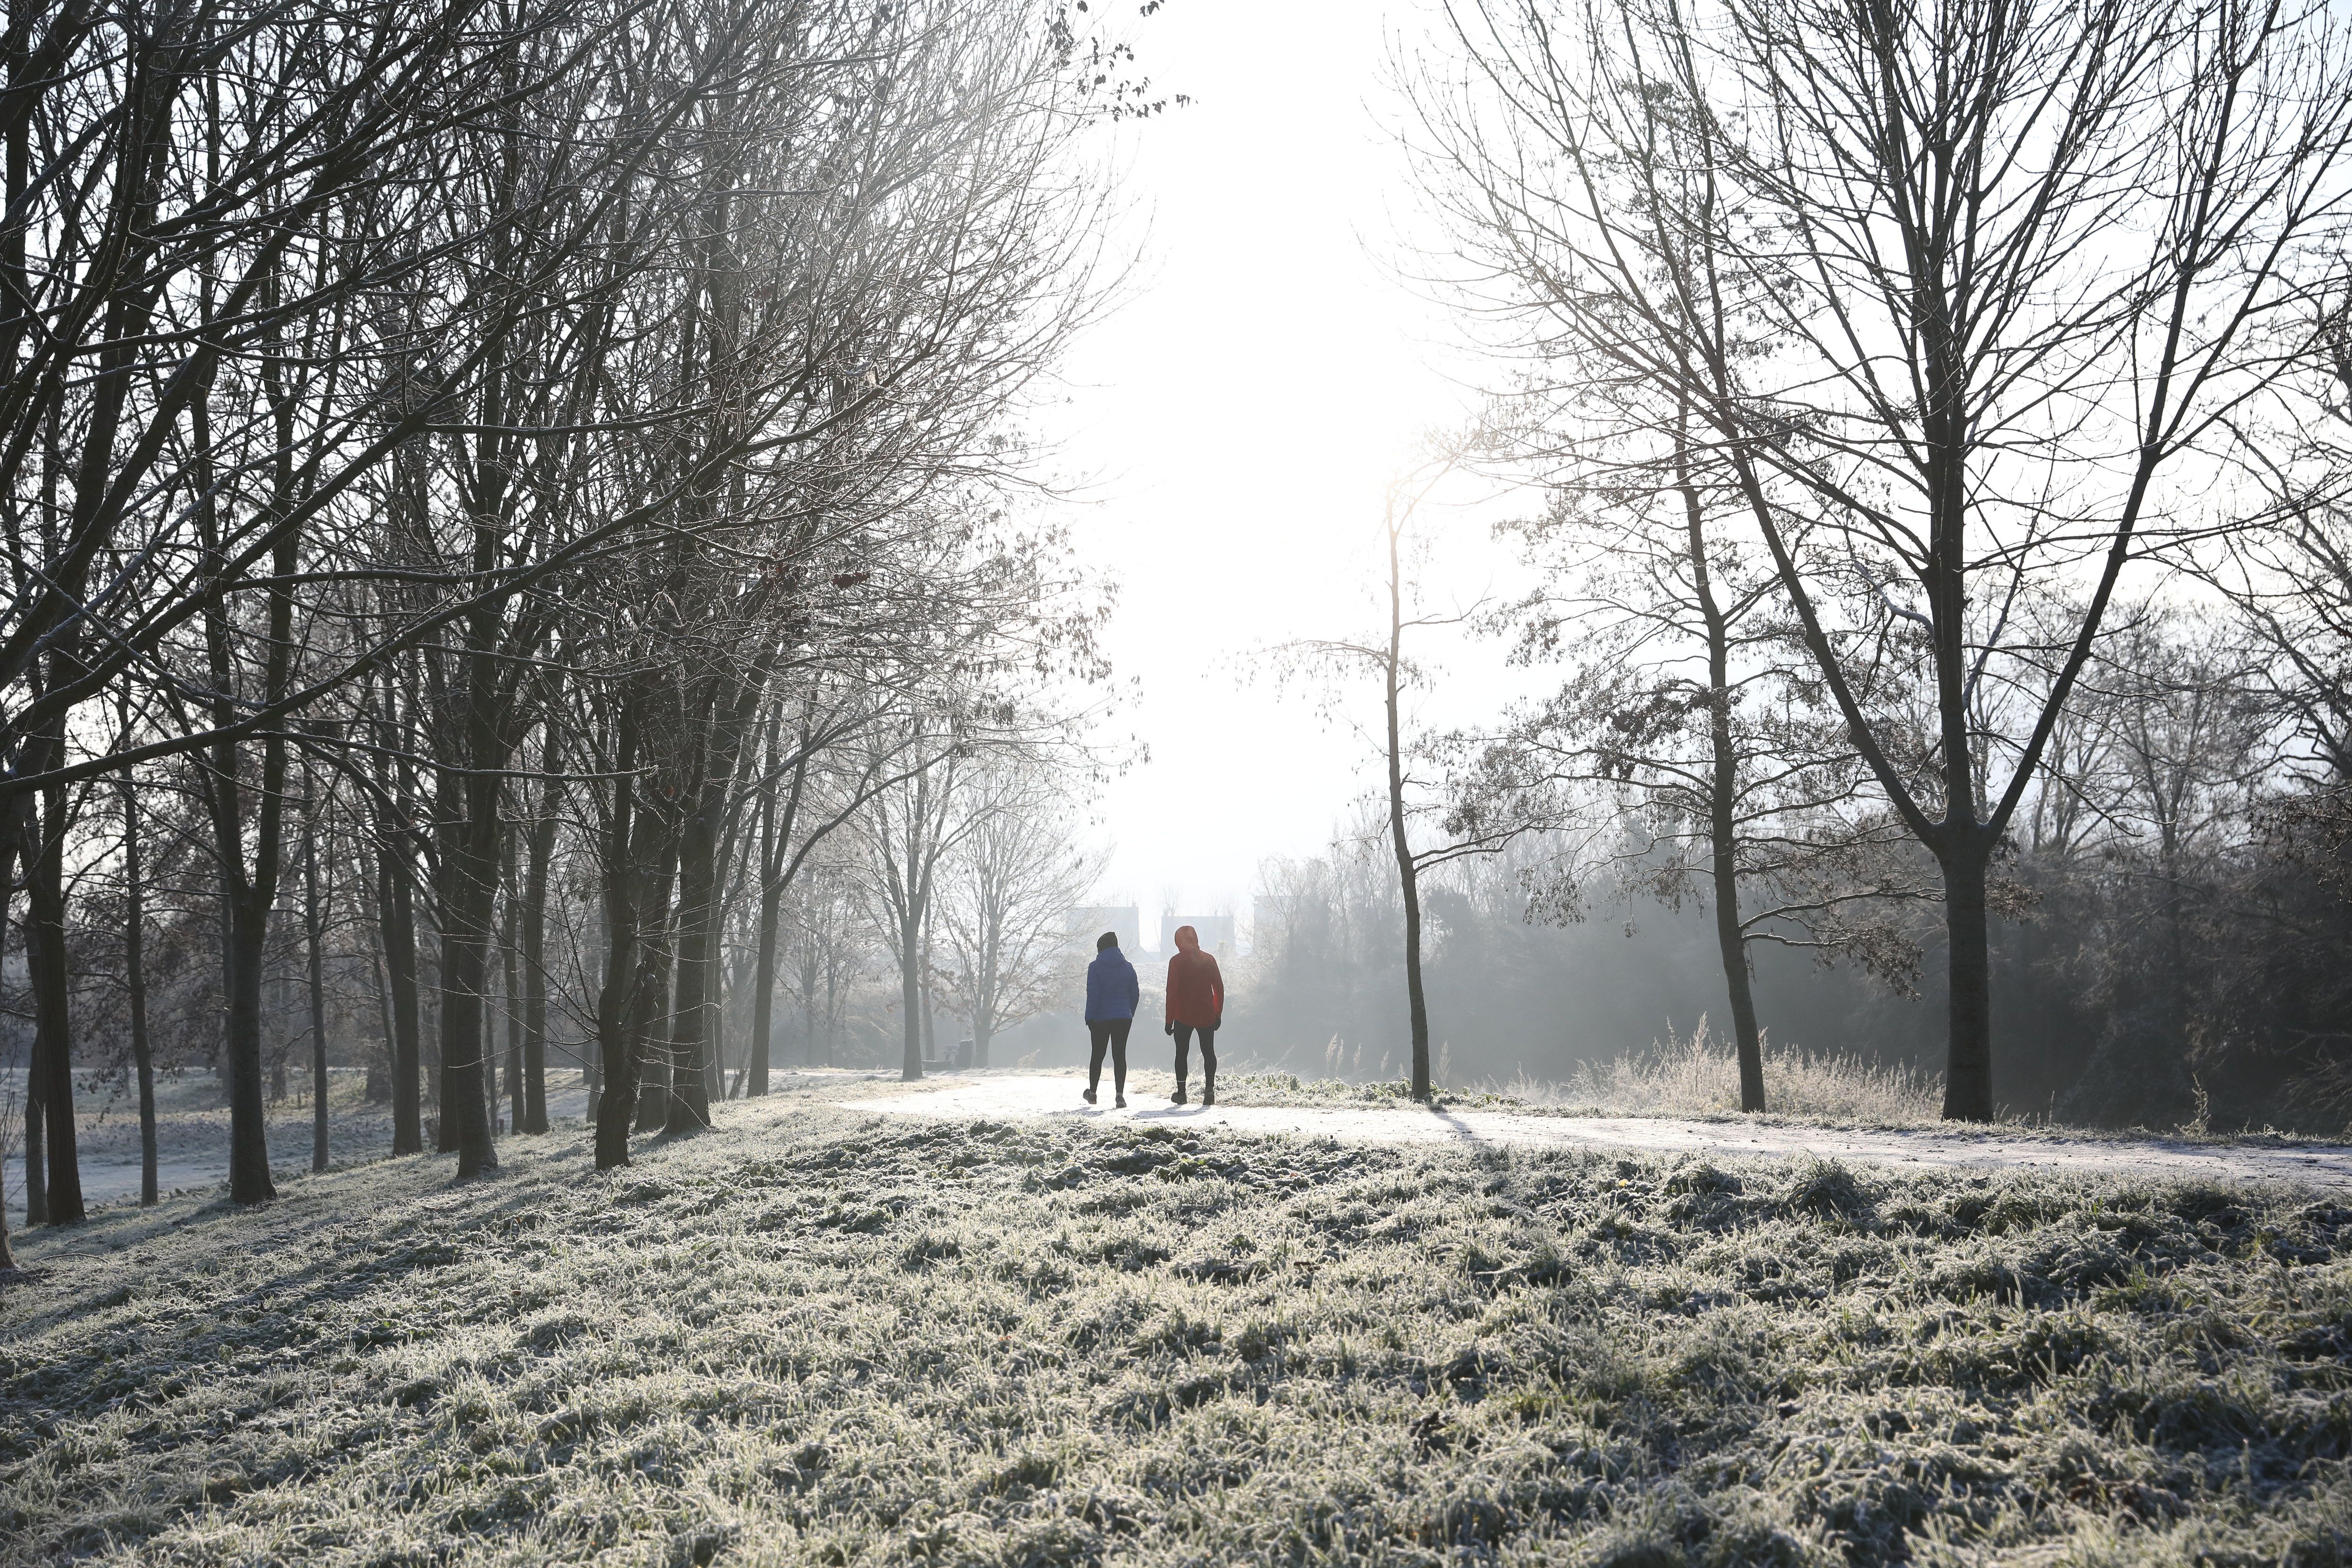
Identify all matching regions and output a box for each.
[1160,913,1237,958]
[1066,905,1143,955]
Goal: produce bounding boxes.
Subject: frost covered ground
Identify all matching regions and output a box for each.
[1,1070,599,1227]
[852,1074,2352,1189]
[5,1075,2352,1565]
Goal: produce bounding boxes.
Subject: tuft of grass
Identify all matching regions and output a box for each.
[1538,1019,1948,1124]
[5,1086,2352,1565]
[1211,1021,1947,1125]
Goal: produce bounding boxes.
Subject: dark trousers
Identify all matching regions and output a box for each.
[1173,1023,1216,1091]
[1087,1018,1131,1096]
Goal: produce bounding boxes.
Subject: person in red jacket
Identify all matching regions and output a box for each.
[1162,923,1225,1106]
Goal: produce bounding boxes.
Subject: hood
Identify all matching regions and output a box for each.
[1173,924,1200,954]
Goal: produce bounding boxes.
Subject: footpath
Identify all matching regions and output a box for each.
[842,1073,2352,1190]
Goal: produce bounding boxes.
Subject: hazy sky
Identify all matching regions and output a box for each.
[1044,1,1499,940]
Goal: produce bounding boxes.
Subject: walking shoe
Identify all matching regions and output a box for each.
[1083,1087,1097,1105]
[1115,1095,1127,1109]
[1202,1085,1215,1107]
[1170,1087,1187,1106]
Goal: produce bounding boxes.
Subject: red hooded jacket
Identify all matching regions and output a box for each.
[1164,925,1225,1028]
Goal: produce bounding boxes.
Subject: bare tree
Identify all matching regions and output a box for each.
[1449,445,1929,1110]
[1275,449,1512,1100]
[938,766,1102,1067]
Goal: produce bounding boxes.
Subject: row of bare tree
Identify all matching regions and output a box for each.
[0,0,1152,1264]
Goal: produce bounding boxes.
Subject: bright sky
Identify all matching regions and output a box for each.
[1046,0,1496,942]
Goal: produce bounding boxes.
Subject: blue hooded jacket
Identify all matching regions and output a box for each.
[1085,945,1139,1022]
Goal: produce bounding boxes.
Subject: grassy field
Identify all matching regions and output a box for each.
[4,1082,2351,1566]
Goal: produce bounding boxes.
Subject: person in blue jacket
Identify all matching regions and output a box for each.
[1083,931,1139,1108]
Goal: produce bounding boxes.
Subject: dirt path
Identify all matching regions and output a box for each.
[842,1073,2352,1190]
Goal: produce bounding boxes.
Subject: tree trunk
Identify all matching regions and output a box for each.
[1385,513,1431,1101]
[582,878,605,1119]
[1,829,41,1231]
[900,906,925,1082]
[1939,844,1995,1121]
[1393,830,1430,1098]
[665,803,718,1133]
[305,793,330,1174]
[485,1024,501,1140]
[380,843,424,1155]
[749,872,782,1096]
[635,979,674,1132]
[0,846,15,1250]
[1680,438,1766,1113]
[437,772,502,1178]
[501,820,523,1136]
[434,792,463,1154]
[594,711,642,1170]
[366,920,394,1104]
[1708,840,1765,1113]
[26,788,83,1221]
[422,971,441,1122]
[222,882,277,1204]
[921,956,937,1063]
[803,950,820,1071]
[520,774,556,1134]
[122,772,157,1204]
[21,1074,43,1226]
[747,723,810,1095]
[633,836,679,1133]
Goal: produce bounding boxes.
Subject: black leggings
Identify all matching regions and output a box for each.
[1173,1024,1217,1090]
[1088,1018,1131,1096]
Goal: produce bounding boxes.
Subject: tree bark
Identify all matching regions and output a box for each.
[433,779,462,1155]
[1939,844,1995,1121]
[632,829,680,1134]
[593,708,642,1170]
[222,877,278,1204]
[436,762,502,1178]
[900,902,925,1082]
[1708,829,1766,1113]
[122,770,157,1204]
[519,770,556,1134]
[636,947,675,1132]
[25,787,83,1221]
[18,921,41,1222]
[20,1051,43,1227]
[665,801,719,1133]
[5,876,44,1225]
[501,816,523,1135]
[1679,435,1766,1112]
[747,780,783,1097]
[379,839,424,1155]
[305,786,330,1174]
[1385,509,1432,1101]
